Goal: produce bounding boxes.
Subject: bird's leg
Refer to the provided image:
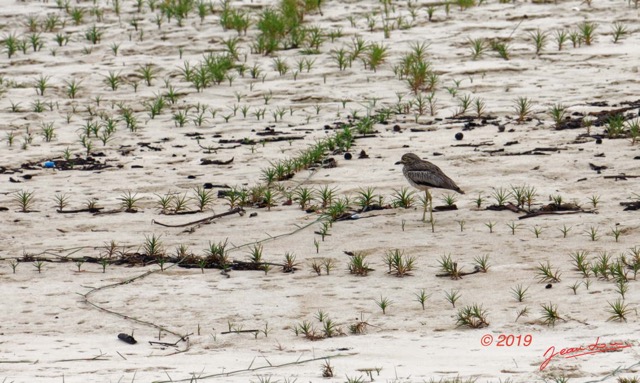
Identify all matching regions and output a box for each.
[422,191,428,222]
[428,190,434,226]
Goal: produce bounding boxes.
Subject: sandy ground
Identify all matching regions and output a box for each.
[1,0,640,382]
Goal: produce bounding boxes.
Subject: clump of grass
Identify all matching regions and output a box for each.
[468,37,487,60]
[203,239,230,270]
[438,254,463,280]
[570,250,591,277]
[391,187,415,208]
[119,190,141,212]
[294,187,314,210]
[355,186,377,212]
[456,304,489,328]
[282,252,298,273]
[490,40,510,60]
[548,103,568,128]
[348,252,372,276]
[383,249,415,277]
[13,190,36,212]
[578,21,597,45]
[192,186,214,211]
[513,97,534,124]
[491,187,511,206]
[607,299,631,322]
[247,244,264,267]
[322,258,336,275]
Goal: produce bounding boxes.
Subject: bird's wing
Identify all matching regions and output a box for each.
[406,169,463,193]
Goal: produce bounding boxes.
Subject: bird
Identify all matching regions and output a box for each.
[395,152,465,223]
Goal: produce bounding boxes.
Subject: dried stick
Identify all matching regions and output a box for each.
[152,207,245,228]
[150,352,355,383]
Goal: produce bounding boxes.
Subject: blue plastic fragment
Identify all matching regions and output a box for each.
[44,161,55,168]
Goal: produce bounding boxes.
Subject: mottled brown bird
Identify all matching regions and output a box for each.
[395,153,465,222]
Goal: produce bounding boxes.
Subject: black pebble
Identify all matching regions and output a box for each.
[595,138,602,144]
[249,212,258,217]
[393,125,401,132]
[118,333,137,344]
[545,284,552,289]
[187,175,196,179]
[203,182,214,189]
[344,152,352,160]
[455,132,464,141]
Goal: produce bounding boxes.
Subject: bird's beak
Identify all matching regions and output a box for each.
[395,160,404,165]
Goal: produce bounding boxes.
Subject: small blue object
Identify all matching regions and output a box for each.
[44,161,55,168]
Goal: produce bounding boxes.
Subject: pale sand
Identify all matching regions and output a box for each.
[1,0,640,382]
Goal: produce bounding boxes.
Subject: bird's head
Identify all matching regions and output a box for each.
[395,152,421,165]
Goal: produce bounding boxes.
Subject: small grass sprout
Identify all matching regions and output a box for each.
[119,190,141,212]
[578,21,597,45]
[375,295,392,314]
[554,29,568,50]
[536,261,561,283]
[586,226,600,241]
[611,22,627,43]
[322,258,336,275]
[473,254,490,272]
[559,224,572,238]
[510,284,529,302]
[445,289,461,308]
[607,299,632,322]
[415,289,430,310]
[143,233,164,258]
[548,103,568,128]
[611,226,622,242]
[14,189,36,212]
[507,221,521,235]
[531,226,543,238]
[528,29,547,55]
[515,307,529,322]
[282,252,298,273]
[33,260,45,273]
[468,37,487,60]
[513,97,534,124]
[485,221,496,233]
[540,302,562,326]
